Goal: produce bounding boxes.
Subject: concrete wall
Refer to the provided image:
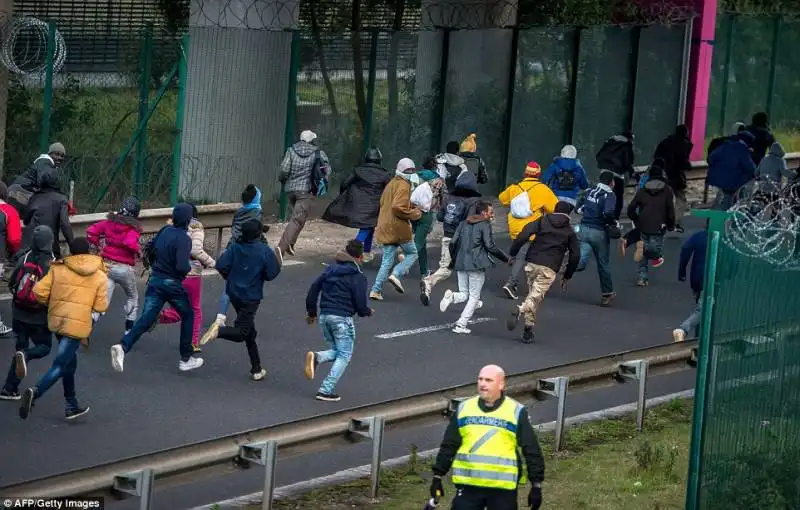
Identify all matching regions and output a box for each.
[180,0,297,204]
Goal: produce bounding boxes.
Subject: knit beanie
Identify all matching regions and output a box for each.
[560,145,577,159]
[460,134,477,153]
[120,196,141,218]
[523,161,541,178]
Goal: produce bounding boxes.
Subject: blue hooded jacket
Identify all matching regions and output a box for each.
[542,157,589,204]
[579,183,616,229]
[152,203,193,281]
[678,230,707,295]
[707,132,757,192]
[215,218,281,302]
[231,186,263,242]
[306,250,371,318]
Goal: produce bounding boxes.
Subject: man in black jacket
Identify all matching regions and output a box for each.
[654,125,693,233]
[21,168,74,259]
[596,131,635,220]
[322,147,390,263]
[431,364,544,510]
[506,202,580,344]
[627,165,675,287]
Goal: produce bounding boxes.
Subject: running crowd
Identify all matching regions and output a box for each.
[0,113,793,417]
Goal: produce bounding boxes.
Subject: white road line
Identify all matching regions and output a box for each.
[375,317,496,339]
[199,260,305,276]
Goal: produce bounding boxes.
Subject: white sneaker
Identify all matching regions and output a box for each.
[178,357,204,371]
[215,313,226,326]
[110,345,125,373]
[440,290,454,312]
[362,252,374,264]
[672,329,686,343]
[388,274,405,294]
[251,369,267,381]
[452,325,471,334]
[476,300,484,309]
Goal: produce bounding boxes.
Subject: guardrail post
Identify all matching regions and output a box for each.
[349,416,386,498]
[446,397,468,416]
[238,441,278,510]
[113,468,155,510]
[535,377,569,451]
[615,360,650,431]
[216,227,224,256]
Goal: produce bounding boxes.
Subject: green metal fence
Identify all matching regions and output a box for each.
[707,14,800,140]
[686,209,800,509]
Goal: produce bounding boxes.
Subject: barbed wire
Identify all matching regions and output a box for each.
[0,16,67,75]
[724,179,800,270]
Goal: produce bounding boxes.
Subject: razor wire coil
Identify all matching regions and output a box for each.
[0,16,67,75]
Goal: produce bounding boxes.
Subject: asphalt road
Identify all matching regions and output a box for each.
[0,217,704,506]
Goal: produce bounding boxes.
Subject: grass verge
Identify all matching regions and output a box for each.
[255,398,694,510]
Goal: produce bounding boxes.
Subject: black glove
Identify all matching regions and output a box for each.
[528,485,542,509]
[430,476,444,500]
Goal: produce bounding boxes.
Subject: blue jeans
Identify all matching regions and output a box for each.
[371,241,418,294]
[34,336,81,411]
[3,321,52,393]
[218,292,231,316]
[356,228,374,253]
[637,233,664,281]
[121,276,195,361]
[316,314,355,395]
[576,225,614,295]
[679,291,703,336]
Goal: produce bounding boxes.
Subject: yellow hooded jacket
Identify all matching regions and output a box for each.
[498,178,559,240]
[33,254,109,344]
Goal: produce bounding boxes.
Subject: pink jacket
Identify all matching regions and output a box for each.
[86,213,143,266]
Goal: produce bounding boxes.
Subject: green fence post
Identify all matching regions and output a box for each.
[39,21,57,154]
[566,27,583,144]
[135,23,154,199]
[626,26,643,135]
[362,29,379,155]
[280,29,300,222]
[431,28,450,154]
[499,26,519,187]
[685,208,729,510]
[170,33,190,207]
[717,15,735,136]
[765,16,781,119]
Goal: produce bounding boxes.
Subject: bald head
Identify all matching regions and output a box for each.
[477,364,506,404]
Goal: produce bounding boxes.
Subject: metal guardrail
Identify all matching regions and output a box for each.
[0,340,698,509]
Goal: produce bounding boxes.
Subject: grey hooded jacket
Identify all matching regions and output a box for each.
[756,142,792,193]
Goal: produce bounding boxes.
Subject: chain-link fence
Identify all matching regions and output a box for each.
[0,0,692,214]
[686,206,800,509]
[707,14,800,142]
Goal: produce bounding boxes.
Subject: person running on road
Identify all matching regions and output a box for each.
[109,203,203,373]
[20,166,74,259]
[574,171,617,306]
[627,164,675,287]
[542,144,589,211]
[653,125,692,233]
[506,201,580,344]
[440,201,508,334]
[304,239,373,402]
[0,226,55,401]
[596,131,635,221]
[206,184,263,339]
[86,195,143,334]
[370,158,422,300]
[277,130,332,256]
[430,364,544,510]
[674,228,708,343]
[458,133,490,186]
[159,203,216,352]
[322,148,390,264]
[19,237,108,421]
[200,218,281,381]
[411,157,446,277]
[419,171,481,306]
[498,161,558,300]
[0,182,23,335]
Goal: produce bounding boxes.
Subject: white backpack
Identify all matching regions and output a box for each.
[509,184,535,219]
[410,181,433,212]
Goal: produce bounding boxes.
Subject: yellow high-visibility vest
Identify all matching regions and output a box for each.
[451,395,525,490]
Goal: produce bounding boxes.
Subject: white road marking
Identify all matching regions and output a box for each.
[375,317,496,339]
[199,259,305,276]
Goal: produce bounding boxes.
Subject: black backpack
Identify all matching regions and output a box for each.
[10,252,52,310]
[309,150,329,197]
[555,169,577,191]
[142,226,168,271]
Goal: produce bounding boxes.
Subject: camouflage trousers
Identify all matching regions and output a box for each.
[519,263,557,326]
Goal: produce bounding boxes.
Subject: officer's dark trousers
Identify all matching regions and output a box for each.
[452,485,518,510]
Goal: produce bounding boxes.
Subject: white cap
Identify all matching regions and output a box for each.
[396,157,415,173]
[560,144,577,159]
[300,130,317,143]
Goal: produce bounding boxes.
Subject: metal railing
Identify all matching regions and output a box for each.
[0,341,698,509]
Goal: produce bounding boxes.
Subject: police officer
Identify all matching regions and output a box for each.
[430,364,544,509]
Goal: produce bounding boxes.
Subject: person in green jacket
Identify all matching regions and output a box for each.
[411,157,445,276]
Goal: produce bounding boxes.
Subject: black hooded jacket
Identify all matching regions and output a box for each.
[596,134,635,178]
[322,163,391,229]
[654,134,692,191]
[151,203,192,281]
[627,176,676,235]
[21,169,73,259]
[509,202,581,279]
[9,225,55,325]
[746,124,775,165]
